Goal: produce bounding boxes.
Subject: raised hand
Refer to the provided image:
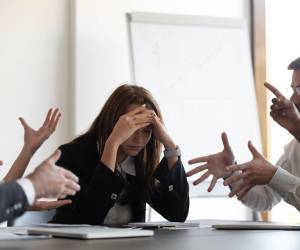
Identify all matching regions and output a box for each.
[29,199,72,211]
[109,105,153,146]
[27,150,80,199]
[19,108,61,153]
[265,82,300,135]
[150,112,174,147]
[149,111,178,168]
[223,141,277,200]
[187,132,234,192]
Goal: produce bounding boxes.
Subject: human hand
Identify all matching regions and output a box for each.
[265,82,300,134]
[223,141,277,200]
[109,105,153,146]
[19,108,61,153]
[187,132,234,192]
[27,150,80,199]
[29,199,72,211]
[149,111,176,149]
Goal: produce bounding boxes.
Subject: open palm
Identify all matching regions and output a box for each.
[187,132,235,191]
[20,108,61,153]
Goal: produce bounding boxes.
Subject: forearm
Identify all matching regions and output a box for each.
[4,145,34,182]
[268,167,300,211]
[163,139,178,169]
[150,158,189,221]
[100,137,119,172]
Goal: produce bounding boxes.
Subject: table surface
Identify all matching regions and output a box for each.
[1,221,300,250]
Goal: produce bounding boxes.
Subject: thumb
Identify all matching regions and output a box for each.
[221,132,231,150]
[19,117,29,130]
[46,150,61,164]
[0,160,3,166]
[248,141,261,158]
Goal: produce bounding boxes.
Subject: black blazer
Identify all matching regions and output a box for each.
[51,135,189,225]
[0,181,28,223]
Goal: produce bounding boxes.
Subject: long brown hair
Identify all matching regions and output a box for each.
[78,84,162,185]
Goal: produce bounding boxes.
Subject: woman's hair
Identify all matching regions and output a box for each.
[78,84,162,185]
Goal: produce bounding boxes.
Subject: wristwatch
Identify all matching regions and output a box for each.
[163,146,181,158]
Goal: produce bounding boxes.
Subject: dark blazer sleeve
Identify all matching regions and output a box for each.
[52,143,127,225]
[0,181,28,223]
[148,158,189,222]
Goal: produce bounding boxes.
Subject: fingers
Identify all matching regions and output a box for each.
[43,108,53,126]
[30,199,72,211]
[188,155,210,165]
[228,183,244,197]
[49,108,61,128]
[264,82,286,100]
[44,108,61,131]
[228,181,252,199]
[60,168,80,184]
[46,150,62,164]
[18,117,29,130]
[193,171,210,185]
[207,177,218,192]
[248,141,262,158]
[223,171,243,186]
[136,122,151,130]
[133,113,154,124]
[0,160,2,166]
[225,163,249,173]
[186,164,208,177]
[236,185,252,200]
[58,187,78,199]
[64,179,81,193]
[127,104,147,116]
[221,132,231,151]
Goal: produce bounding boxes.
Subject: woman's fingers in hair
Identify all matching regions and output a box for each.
[127,104,157,116]
[133,113,155,124]
[127,104,148,116]
[136,122,151,130]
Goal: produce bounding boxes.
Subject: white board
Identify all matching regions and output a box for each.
[128,12,261,176]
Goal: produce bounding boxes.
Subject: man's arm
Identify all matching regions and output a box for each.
[0,181,29,223]
[0,150,80,223]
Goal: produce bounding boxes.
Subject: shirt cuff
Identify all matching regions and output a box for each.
[17,178,36,206]
[269,167,300,194]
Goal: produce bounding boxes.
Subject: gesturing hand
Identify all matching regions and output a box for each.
[223,141,277,200]
[265,82,300,134]
[27,150,80,199]
[187,132,234,192]
[19,108,61,153]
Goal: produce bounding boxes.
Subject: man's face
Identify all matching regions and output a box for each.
[290,69,300,112]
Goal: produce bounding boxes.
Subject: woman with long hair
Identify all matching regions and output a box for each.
[51,84,189,225]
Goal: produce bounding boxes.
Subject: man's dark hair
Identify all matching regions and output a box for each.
[288,58,300,70]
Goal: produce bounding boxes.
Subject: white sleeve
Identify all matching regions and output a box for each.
[228,171,281,212]
[17,178,36,206]
[268,167,300,211]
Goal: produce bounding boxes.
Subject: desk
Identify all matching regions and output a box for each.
[1,225,300,250]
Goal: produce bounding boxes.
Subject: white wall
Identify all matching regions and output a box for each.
[0,0,70,178]
[74,0,248,134]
